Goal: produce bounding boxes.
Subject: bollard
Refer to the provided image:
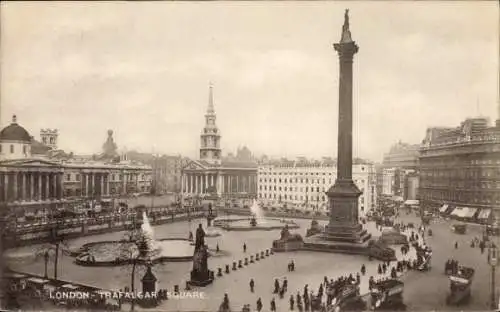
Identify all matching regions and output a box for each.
[217,268,223,277]
[232,262,237,270]
[256,253,260,261]
[244,258,249,265]
[225,264,230,274]
[174,285,179,293]
[270,249,274,255]
[238,260,243,268]
[266,250,269,256]
[261,251,264,258]
[250,256,254,263]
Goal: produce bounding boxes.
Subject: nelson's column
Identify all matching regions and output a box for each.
[304,10,386,256]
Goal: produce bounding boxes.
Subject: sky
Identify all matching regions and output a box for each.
[1,1,498,162]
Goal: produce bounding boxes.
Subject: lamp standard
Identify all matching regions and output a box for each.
[488,243,498,309]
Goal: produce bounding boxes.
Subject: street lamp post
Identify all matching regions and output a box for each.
[488,243,498,310]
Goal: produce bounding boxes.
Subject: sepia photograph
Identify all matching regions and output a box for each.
[0,1,499,311]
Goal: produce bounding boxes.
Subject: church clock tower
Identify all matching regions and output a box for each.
[200,83,221,165]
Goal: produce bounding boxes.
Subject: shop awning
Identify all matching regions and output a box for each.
[478,209,492,220]
[462,207,477,219]
[450,207,467,218]
[439,204,449,213]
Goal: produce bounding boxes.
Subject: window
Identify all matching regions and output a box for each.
[76,174,80,181]
[67,174,71,181]
[23,145,27,154]
[0,145,2,153]
[10,145,14,153]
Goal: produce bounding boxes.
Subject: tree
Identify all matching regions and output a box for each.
[120,228,150,311]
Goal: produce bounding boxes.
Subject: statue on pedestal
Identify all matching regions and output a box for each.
[190,224,213,286]
[306,219,322,237]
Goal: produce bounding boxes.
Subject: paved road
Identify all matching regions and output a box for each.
[8,214,498,311]
[396,213,498,311]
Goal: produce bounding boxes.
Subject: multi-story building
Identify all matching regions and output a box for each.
[378,141,421,203]
[182,85,258,198]
[257,158,377,214]
[127,152,189,194]
[419,117,500,220]
[382,141,419,169]
[404,172,419,201]
[0,115,152,214]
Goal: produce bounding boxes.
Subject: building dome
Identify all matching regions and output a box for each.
[0,115,31,142]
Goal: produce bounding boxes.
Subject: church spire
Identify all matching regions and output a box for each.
[340,9,353,43]
[207,82,215,115]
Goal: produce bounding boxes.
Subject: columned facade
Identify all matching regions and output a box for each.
[0,168,64,203]
[181,166,257,198]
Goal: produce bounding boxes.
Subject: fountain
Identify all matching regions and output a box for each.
[212,200,299,231]
[74,212,198,265]
[140,211,162,256]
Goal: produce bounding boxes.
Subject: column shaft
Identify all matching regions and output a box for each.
[21,173,26,200]
[13,172,18,200]
[38,173,42,201]
[4,173,9,201]
[30,173,34,201]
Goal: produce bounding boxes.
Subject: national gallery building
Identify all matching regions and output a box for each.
[0,115,152,215]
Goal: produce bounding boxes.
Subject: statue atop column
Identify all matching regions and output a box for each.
[340,9,353,43]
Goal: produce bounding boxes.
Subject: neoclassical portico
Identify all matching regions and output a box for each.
[0,159,64,204]
[182,160,257,197]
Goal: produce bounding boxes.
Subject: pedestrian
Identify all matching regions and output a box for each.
[243,243,247,253]
[361,264,366,275]
[250,279,255,293]
[283,277,288,292]
[256,298,262,312]
[356,272,361,285]
[274,279,280,294]
[378,264,382,275]
[270,297,276,312]
[455,242,458,249]
[216,243,220,253]
[290,294,295,310]
[222,293,230,311]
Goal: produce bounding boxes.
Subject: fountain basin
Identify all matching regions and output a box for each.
[213,217,299,231]
[74,238,196,266]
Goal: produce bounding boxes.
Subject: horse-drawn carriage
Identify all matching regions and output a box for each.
[446,266,474,305]
[370,279,406,311]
